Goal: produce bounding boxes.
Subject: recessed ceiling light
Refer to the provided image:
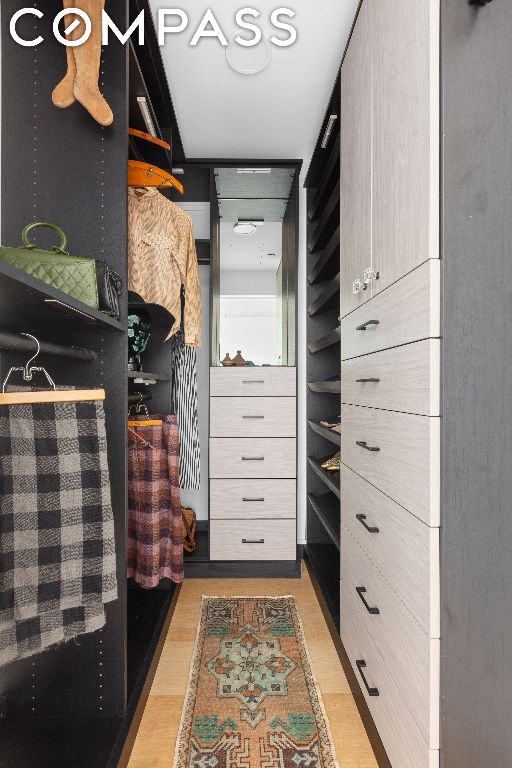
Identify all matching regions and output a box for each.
[234,222,257,235]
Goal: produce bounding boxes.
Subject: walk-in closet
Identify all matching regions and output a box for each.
[0,1,511,767]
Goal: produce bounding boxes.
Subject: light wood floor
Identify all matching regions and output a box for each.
[127,563,378,768]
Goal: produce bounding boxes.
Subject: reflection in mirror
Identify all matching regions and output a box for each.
[213,166,296,367]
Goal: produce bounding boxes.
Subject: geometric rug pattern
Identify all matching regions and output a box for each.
[173,596,339,768]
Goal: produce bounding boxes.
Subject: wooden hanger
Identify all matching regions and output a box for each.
[0,334,106,405]
[128,127,170,151]
[128,160,184,195]
[128,392,163,427]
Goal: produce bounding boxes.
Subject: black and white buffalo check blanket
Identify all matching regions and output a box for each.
[0,398,117,666]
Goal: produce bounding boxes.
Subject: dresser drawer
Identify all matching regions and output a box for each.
[210,397,296,438]
[340,260,440,360]
[210,479,296,519]
[340,465,439,637]
[210,519,296,560]
[209,439,296,479]
[341,339,440,415]
[210,367,296,397]
[341,528,439,748]
[341,586,438,768]
[340,405,440,526]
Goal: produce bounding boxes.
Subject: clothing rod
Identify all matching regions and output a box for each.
[0,332,96,362]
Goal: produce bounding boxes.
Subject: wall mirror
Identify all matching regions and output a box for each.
[211,165,298,367]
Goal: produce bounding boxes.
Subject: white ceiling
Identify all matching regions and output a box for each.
[220,221,282,272]
[149,0,359,161]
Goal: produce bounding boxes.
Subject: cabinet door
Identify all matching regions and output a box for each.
[340,2,373,318]
[371,0,439,295]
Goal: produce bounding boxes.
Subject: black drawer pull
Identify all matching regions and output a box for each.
[243,497,265,502]
[242,415,265,419]
[356,514,379,533]
[356,378,380,383]
[356,319,379,331]
[356,660,379,696]
[242,456,265,461]
[356,440,380,452]
[242,538,265,544]
[243,380,265,384]
[356,586,380,615]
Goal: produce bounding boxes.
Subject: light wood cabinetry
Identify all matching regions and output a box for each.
[338,2,441,764]
[371,0,439,296]
[209,368,297,560]
[340,0,372,318]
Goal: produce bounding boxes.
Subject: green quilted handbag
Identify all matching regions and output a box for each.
[0,222,99,309]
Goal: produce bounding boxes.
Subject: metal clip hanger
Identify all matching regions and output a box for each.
[0,334,105,406]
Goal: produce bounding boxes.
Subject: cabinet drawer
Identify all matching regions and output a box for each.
[210,479,296,519]
[341,586,438,768]
[340,260,440,359]
[210,397,296,438]
[210,367,296,397]
[341,528,439,748]
[340,465,439,637]
[209,439,296,479]
[210,519,296,560]
[340,405,440,526]
[341,339,440,415]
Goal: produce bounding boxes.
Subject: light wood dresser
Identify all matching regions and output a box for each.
[209,367,297,561]
[339,1,440,766]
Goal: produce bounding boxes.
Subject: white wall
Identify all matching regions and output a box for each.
[180,265,210,520]
[221,269,276,296]
[297,175,307,545]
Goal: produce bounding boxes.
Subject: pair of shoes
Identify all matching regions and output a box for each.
[321,452,341,472]
[222,351,247,366]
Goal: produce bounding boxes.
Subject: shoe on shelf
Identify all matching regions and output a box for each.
[232,350,247,366]
[321,452,341,471]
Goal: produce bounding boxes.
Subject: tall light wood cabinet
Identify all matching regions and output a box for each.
[341,0,439,312]
[307,1,512,765]
[340,0,372,318]
[339,1,440,766]
[371,0,439,296]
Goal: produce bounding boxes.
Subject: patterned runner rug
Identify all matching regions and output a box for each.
[173,596,339,768]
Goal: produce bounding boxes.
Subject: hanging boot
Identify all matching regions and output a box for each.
[72,0,114,127]
[52,1,78,108]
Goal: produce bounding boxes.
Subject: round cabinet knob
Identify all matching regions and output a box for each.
[352,278,365,294]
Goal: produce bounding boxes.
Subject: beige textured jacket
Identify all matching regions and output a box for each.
[128,188,202,347]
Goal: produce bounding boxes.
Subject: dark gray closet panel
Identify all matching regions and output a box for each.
[441,1,512,765]
[0,0,129,722]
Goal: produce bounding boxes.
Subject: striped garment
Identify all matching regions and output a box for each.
[171,330,201,490]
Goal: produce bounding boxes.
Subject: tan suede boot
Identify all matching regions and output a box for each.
[72,0,114,127]
[51,1,78,108]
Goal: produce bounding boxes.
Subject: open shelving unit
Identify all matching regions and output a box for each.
[304,72,342,631]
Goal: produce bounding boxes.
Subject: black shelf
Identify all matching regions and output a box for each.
[308,180,340,253]
[308,227,340,285]
[308,456,340,498]
[308,379,340,393]
[308,492,340,549]
[304,543,340,630]
[308,420,341,447]
[308,274,340,316]
[128,371,171,381]
[308,135,341,223]
[0,261,125,333]
[308,326,341,354]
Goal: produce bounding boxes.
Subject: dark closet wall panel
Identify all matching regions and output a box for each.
[1,1,129,720]
[441,1,512,765]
